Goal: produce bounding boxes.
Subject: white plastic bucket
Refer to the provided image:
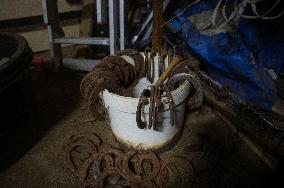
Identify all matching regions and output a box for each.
[101,80,190,150]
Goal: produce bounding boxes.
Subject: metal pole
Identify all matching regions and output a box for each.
[42,0,62,70]
[96,0,103,23]
[109,0,118,54]
[131,0,171,44]
[119,0,125,50]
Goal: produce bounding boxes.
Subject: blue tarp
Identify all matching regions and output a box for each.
[170,0,284,109]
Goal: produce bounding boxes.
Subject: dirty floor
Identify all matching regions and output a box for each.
[0,69,281,187]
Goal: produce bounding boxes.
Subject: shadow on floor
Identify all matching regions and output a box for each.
[0,68,84,171]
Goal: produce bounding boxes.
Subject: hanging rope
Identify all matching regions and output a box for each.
[212,0,284,27]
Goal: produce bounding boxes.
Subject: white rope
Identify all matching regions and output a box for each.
[212,0,223,26]
[211,0,284,27]
[162,0,201,28]
[240,0,284,20]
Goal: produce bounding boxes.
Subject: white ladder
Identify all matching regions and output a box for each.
[42,0,125,71]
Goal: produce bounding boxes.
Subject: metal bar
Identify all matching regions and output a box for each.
[152,0,163,50]
[54,37,110,45]
[42,0,62,70]
[42,0,60,25]
[42,0,48,24]
[132,0,171,44]
[142,22,152,41]
[96,0,108,24]
[154,56,182,87]
[131,10,153,43]
[108,0,118,54]
[63,58,100,72]
[96,0,103,23]
[42,0,53,49]
[119,0,125,50]
[43,0,122,71]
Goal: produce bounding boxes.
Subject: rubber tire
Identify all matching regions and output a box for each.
[0,32,33,92]
[0,32,34,170]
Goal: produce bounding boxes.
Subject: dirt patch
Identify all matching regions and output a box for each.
[0,69,277,188]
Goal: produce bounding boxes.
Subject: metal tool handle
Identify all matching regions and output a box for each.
[154,56,183,88]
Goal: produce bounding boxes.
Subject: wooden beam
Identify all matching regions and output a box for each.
[152,0,163,51]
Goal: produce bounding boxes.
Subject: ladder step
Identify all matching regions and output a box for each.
[63,58,100,72]
[54,37,110,45]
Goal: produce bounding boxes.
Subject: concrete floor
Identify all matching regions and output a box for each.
[0,69,280,187]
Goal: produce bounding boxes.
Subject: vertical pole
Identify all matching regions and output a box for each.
[119,0,125,50]
[97,0,108,23]
[109,0,118,54]
[42,0,62,71]
[152,0,163,51]
[96,0,102,23]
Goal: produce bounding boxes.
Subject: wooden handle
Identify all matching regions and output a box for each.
[152,0,163,50]
[154,56,183,87]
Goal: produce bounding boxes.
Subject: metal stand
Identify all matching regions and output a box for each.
[42,0,125,71]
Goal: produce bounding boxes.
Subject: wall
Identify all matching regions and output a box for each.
[0,0,82,52]
[0,0,81,20]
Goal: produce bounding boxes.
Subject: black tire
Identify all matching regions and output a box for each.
[0,32,35,170]
[0,32,33,92]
